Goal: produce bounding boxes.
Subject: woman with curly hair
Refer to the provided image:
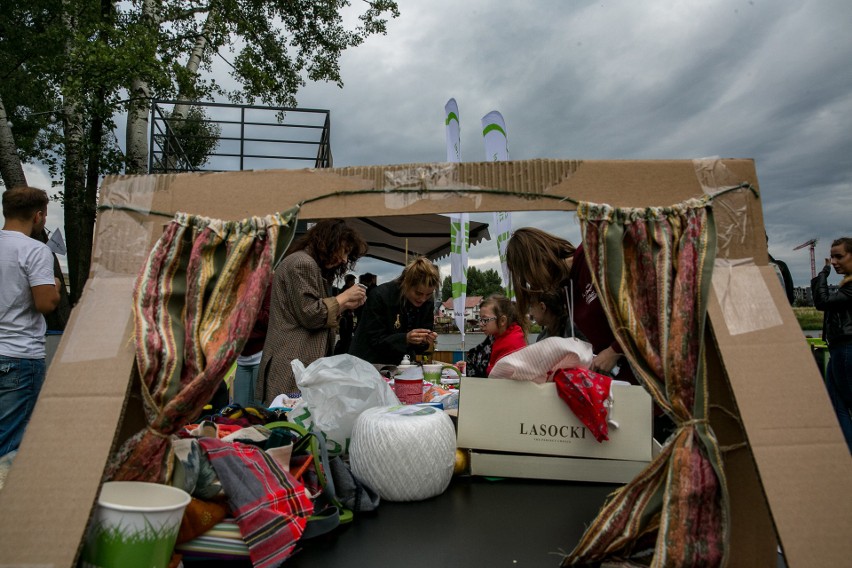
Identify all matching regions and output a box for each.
[349,256,441,365]
[812,236,852,452]
[256,219,368,403]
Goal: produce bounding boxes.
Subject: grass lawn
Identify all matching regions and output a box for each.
[793,306,823,331]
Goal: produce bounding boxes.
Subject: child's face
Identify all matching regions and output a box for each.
[478,305,500,336]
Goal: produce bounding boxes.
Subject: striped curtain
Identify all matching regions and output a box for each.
[107,209,298,483]
[564,198,728,567]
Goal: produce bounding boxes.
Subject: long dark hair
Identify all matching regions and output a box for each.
[287,219,368,281]
[506,227,575,321]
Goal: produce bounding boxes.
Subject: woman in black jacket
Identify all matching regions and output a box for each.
[349,257,440,364]
[812,236,852,452]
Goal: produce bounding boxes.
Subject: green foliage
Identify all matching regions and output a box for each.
[155,106,222,170]
[441,275,452,301]
[0,0,399,300]
[467,266,505,298]
[441,266,505,302]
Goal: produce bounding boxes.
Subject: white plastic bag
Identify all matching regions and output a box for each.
[291,354,400,454]
[489,337,594,383]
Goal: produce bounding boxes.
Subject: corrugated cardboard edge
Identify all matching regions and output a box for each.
[708,264,852,566]
[2,159,847,566]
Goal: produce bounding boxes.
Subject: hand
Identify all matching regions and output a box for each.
[825,258,831,266]
[407,328,437,346]
[591,346,621,375]
[336,284,366,311]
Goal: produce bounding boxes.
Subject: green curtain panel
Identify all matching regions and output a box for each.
[564,198,728,567]
[107,209,298,483]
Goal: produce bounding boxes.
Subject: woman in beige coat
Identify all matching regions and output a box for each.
[255,220,367,404]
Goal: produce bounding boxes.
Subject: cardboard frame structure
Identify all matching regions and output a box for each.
[1,159,850,566]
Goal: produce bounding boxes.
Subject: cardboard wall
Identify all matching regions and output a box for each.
[1,159,849,567]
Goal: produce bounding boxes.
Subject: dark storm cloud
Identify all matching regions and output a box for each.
[291,0,851,287]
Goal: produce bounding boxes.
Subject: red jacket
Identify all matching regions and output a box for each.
[486,323,527,376]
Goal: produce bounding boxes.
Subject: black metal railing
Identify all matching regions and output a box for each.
[148,100,332,173]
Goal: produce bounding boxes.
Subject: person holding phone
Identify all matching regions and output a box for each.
[812,237,852,452]
[256,220,367,403]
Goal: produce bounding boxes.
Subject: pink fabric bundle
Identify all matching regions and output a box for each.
[488,337,593,383]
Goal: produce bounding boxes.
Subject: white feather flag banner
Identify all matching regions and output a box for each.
[446,98,468,342]
[482,110,513,298]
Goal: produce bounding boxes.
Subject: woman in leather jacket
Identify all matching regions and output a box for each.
[812,236,852,452]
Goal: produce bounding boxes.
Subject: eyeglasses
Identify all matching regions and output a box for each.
[478,316,497,324]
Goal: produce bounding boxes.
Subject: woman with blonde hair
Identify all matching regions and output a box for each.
[812,236,852,452]
[350,256,441,364]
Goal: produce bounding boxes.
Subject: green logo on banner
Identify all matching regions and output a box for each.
[482,123,507,137]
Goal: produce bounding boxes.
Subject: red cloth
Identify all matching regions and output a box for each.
[553,367,612,442]
[198,438,313,568]
[486,323,527,376]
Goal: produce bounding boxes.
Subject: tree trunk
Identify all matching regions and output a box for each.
[0,94,27,189]
[125,0,158,174]
[171,18,210,121]
[125,78,150,174]
[62,3,89,304]
[163,12,214,171]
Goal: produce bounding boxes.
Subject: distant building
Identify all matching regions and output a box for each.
[795,284,838,306]
[439,296,483,322]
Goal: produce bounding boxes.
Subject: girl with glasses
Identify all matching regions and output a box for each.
[477,294,527,376]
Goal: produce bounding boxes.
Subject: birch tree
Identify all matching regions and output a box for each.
[2,0,400,302]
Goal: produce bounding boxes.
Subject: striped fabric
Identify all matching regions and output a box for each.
[106,209,298,483]
[198,438,313,567]
[564,198,728,567]
[175,519,250,560]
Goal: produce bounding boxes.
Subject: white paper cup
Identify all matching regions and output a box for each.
[81,481,191,568]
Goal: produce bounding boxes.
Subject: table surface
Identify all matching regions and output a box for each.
[286,476,619,568]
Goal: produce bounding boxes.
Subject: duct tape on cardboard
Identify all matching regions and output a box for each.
[693,157,757,261]
[711,258,784,335]
[381,163,485,209]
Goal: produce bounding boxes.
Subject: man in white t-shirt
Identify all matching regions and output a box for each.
[0,186,60,457]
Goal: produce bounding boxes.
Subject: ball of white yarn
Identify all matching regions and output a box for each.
[349,405,457,502]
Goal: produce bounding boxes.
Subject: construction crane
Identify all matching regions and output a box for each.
[793,238,818,278]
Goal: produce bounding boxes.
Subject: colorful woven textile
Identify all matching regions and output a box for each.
[564,198,728,567]
[106,210,297,483]
[198,438,313,567]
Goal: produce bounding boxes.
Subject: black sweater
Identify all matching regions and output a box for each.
[349,280,434,364]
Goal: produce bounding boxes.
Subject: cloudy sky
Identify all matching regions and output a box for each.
[290,0,852,288]
[29,0,852,288]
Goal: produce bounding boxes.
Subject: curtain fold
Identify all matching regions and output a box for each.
[564,197,728,567]
[107,209,298,483]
